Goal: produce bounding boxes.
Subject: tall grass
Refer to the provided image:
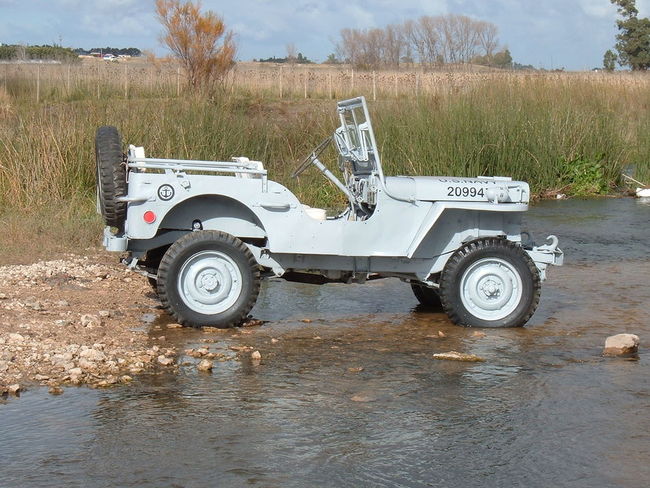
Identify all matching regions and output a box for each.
[1,71,649,256]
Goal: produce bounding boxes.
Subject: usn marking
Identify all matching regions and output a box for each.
[158,184,175,201]
[447,186,485,198]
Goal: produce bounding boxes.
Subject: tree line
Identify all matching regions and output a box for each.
[335,14,512,70]
[0,44,79,62]
[74,47,142,56]
[0,44,142,62]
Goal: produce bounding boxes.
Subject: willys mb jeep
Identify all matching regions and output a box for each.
[97,96,562,328]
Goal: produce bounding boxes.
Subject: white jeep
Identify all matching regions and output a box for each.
[96,96,562,328]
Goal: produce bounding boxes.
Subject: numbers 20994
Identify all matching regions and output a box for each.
[447,186,485,198]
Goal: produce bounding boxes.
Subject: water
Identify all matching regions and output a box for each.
[2,198,650,488]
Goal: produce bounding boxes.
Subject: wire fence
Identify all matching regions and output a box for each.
[3,60,650,103]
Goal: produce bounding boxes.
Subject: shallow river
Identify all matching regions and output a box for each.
[2,198,650,488]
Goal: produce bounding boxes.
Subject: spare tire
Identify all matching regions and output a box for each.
[95,126,127,232]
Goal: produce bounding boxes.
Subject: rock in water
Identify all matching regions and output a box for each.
[604,334,640,357]
[432,351,485,362]
[157,355,174,366]
[197,359,213,372]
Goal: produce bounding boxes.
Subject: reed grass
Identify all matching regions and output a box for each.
[0,67,649,257]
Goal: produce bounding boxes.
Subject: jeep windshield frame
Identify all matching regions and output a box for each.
[334,97,385,183]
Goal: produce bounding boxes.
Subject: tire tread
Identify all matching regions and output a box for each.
[95,126,127,231]
[439,237,541,328]
[157,231,260,328]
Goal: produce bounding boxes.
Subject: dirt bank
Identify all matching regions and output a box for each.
[0,254,177,394]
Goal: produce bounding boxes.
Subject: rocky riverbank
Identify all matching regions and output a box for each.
[0,255,177,394]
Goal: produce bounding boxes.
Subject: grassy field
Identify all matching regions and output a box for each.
[1,63,649,260]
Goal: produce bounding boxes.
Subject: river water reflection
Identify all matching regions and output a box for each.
[2,198,649,487]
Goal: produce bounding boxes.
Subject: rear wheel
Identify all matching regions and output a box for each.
[411,283,443,310]
[157,231,260,328]
[439,238,540,328]
[95,126,127,232]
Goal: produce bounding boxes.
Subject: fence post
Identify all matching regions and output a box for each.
[328,72,332,99]
[36,64,40,103]
[304,72,307,99]
[124,64,128,98]
[372,71,376,101]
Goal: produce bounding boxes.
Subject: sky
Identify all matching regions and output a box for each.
[0,0,649,70]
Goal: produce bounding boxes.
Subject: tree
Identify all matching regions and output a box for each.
[610,0,650,70]
[603,49,617,70]
[335,14,502,70]
[492,48,512,69]
[286,43,297,65]
[155,0,236,88]
[323,53,341,64]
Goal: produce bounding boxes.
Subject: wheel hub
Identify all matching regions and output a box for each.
[177,251,242,314]
[199,272,220,292]
[460,257,522,321]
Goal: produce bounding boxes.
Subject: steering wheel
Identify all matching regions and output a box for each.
[291,136,332,178]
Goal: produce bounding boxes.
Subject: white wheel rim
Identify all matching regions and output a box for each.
[459,257,523,321]
[177,250,243,314]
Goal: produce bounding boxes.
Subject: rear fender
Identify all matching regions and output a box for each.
[158,195,266,239]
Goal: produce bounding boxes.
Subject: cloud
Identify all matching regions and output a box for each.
[0,0,628,68]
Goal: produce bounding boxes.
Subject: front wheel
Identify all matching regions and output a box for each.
[439,238,540,328]
[157,231,260,328]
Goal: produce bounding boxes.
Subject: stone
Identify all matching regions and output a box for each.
[68,367,83,376]
[98,310,111,318]
[7,384,20,395]
[432,351,485,362]
[471,331,487,338]
[8,333,25,343]
[167,323,183,329]
[271,338,279,344]
[79,348,106,362]
[301,318,312,323]
[80,314,101,328]
[157,355,174,366]
[251,350,262,360]
[48,386,64,395]
[243,318,264,327]
[78,358,96,370]
[604,334,640,357]
[197,359,213,372]
[0,361,8,373]
[438,331,446,338]
[351,392,377,402]
[62,362,76,372]
[348,367,364,373]
[34,374,50,381]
